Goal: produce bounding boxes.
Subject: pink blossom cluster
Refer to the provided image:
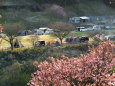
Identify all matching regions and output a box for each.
[27,41,115,86]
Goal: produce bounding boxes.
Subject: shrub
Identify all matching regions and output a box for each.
[28,41,115,86]
[0,61,35,86]
[0,47,49,68]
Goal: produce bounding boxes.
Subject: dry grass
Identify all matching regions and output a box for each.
[0,35,58,49]
[0,34,94,49]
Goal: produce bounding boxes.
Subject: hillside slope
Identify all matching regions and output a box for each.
[65,0,115,16]
[0,0,115,16]
[0,0,115,24]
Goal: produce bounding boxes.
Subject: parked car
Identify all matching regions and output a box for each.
[77,25,101,31]
[104,26,111,30]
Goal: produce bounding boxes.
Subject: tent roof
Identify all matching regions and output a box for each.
[39,27,50,30]
[80,16,89,19]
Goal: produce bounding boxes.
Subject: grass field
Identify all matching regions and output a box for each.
[0,32,88,49]
[0,30,115,49]
[69,29,115,37]
[0,35,58,49]
[68,31,88,37]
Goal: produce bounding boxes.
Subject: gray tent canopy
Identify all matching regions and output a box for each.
[13,39,23,48]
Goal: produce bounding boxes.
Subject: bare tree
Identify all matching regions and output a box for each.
[87,30,108,42]
[49,22,75,44]
[3,23,25,50]
[29,35,39,48]
[87,30,108,37]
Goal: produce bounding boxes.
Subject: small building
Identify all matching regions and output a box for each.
[69,17,80,23]
[34,27,54,35]
[80,16,90,23]
[34,29,44,35]
[69,16,90,23]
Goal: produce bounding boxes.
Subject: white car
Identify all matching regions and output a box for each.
[80,29,89,31]
[34,29,44,35]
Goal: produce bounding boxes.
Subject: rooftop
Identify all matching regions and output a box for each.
[80,16,89,19]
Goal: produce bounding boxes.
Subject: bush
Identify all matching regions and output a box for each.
[28,41,115,86]
[0,47,49,68]
[0,43,89,68]
[0,61,35,86]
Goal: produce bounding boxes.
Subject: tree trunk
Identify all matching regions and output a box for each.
[60,38,63,45]
[9,38,14,50]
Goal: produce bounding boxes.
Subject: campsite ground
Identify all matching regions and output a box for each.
[0,35,57,49]
[1,29,115,49]
[0,31,91,49]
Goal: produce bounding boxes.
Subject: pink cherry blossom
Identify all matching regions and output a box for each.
[28,41,115,86]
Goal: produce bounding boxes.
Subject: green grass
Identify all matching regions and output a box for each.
[68,31,88,37]
[69,29,115,37]
[106,29,115,34]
